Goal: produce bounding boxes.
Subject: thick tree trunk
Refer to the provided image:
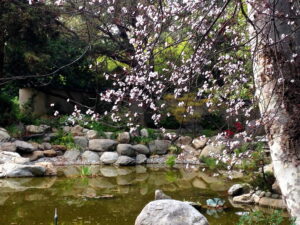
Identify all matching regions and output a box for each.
[248,0,300,223]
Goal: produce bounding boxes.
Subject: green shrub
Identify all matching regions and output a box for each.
[51,129,77,149]
[0,94,18,126]
[168,145,182,154]
[237,210,295,225]
[200,156,227,170]
[248,172,275,191]
[165,155,176,168]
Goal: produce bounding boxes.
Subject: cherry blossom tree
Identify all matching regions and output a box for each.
[28,0,300,222]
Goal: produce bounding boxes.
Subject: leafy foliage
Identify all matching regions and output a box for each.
[237,210,295,225]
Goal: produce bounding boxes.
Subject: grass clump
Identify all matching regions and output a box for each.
[165,155,176,168]
[237,210,295,225]
[51,129,77,149]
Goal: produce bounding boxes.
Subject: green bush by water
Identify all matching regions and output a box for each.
[165,155,176,168]
[237,210,295,225]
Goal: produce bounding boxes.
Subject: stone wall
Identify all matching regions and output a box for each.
[19,88,94,116]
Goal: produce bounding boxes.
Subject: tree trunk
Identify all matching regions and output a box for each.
[248,0,300,223]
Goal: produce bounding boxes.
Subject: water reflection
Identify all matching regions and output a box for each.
[0,165,281,225]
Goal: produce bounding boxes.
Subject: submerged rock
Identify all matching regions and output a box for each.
[135,199,208,225]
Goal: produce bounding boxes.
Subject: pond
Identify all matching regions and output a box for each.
[0,165,283,225]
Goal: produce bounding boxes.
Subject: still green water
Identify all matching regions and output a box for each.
[0,165,281,225]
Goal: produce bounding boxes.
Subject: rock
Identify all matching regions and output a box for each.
[228,183,252,196]
[272,181,281,194]
[253,194,261,204]
[63,149,80,161]
[175,136,193,146]
[192,137,208,149]
[265,191,272,198]
[35,162,57,176]
[148,140,171,155]
[89,139,118,152]
[115,156,135,166]
[155,189,172,200]
[232,193,255,204]
[43,150,57,157]
[81,151,100,163]
[0,163,46,177]
[28,151,44,161]
[135,199,208,225]
[140,128,149,137]
[0,128,10,142]
[104,132,113,139]
[263,163,273,174]
[258,197,286,209]
[117,144,135,157]
[52,145,67,152]
[15,140,37,153]
[100,152,119,164]
[199,143,225,158]
[70,125,84,136]
[259,191,265,198]
[271,194,280,199]
[63,126,71,133]
[0,151,30,164]
[43,133,57,142]
[117,132,130,143]
[42,142,52,150]
[132,144,150,155]
[74,136,88,149]
[86,130,99,139]
[136,154,147,164]
[0,142,16,152]
[26,125,50,134]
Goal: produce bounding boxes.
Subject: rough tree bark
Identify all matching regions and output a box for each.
[248,0,300,223]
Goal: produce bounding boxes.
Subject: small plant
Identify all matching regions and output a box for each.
[237,210,295,225]
[168,145,182,154]
[51,129,77,149]
[80,166,92,177]
[165,155,176,168]
[200,156,226,170]
[131,136,155,144]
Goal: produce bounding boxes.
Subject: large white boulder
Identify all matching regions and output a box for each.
[135,199,208,225]
[0,163,46,178]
